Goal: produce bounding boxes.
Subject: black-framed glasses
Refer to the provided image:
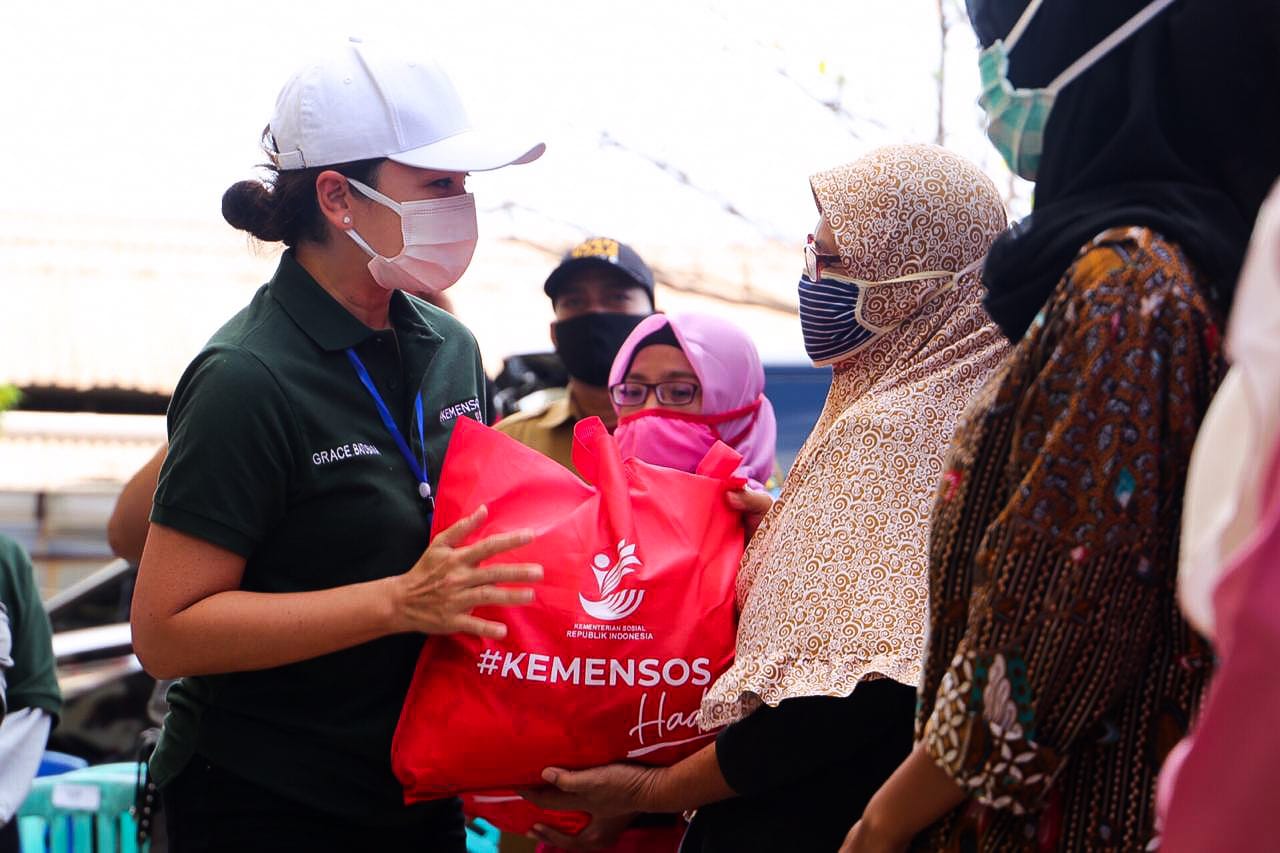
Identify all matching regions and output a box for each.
[804,233,842,280]
[609,380,700,407]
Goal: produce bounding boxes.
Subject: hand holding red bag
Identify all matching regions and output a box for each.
[392,416,744,834]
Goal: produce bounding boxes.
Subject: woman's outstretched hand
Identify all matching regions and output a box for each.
[392,505,543,638]
[520,764,662,818]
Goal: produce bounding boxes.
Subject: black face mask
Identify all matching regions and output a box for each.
[553,312,648,387]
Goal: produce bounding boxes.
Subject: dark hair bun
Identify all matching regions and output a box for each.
[221,179,284,242]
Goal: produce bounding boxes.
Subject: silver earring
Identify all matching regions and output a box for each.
[342,215,352,225]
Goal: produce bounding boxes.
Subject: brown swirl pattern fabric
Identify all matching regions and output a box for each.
[702,145,1010,727]
[915,228,1223,851]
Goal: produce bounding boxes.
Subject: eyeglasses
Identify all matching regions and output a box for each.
[804,234,843,281]
[609,381,700,408]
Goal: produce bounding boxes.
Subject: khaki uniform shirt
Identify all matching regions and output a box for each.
[494,390,584,476]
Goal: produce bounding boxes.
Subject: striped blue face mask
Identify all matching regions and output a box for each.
[797,255,986,367]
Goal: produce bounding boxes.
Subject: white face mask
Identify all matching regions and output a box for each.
[345,178,478,298]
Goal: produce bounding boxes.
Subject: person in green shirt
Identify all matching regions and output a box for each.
[0,535,61,853]
[130,39,545,853]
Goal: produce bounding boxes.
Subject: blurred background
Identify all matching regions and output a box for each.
[0,0,1030,599]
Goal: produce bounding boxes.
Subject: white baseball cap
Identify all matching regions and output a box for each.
[267,38,545,172]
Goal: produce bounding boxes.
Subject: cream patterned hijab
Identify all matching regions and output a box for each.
[702,144,1010,726]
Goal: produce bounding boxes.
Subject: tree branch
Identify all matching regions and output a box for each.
[936,0,951,146]
[597,131,786,240]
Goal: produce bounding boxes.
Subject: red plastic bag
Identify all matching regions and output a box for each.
[392,416,743,834]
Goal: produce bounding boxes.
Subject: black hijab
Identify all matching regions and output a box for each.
[969,0,1280,342]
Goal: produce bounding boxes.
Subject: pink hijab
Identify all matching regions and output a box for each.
[608,313,777,489]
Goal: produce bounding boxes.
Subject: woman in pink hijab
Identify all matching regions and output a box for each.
[524,145,1008,852]
[608,313,777,491]
[527,312,777,853]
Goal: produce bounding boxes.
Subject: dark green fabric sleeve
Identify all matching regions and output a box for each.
[0,535,62,720]
[152,347,296,557]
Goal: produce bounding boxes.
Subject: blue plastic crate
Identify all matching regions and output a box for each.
[466,818,501,853]
[17,762,148,853]
[36,752,89,779]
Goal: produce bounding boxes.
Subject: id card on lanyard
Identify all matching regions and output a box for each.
[345,348,435,518]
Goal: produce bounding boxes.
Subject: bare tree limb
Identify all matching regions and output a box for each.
[597,131,787,240]
[767,60,888,138]
[936,0,951,146]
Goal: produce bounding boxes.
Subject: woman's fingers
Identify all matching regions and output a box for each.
[454,529,535,565]
[725,488,772,513]
[530,823,602,851]
[529,823,581,849]
[432,504,488,547]
[454,563,544,588]
[543,766,592,793]
[518,784,582,812]
[457,584,536,610]
[451,613,510,639]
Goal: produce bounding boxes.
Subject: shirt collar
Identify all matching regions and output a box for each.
[269,250,443,352]
[538,392,584,429]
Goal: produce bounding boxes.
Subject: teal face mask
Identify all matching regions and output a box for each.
[978,0,1179,181]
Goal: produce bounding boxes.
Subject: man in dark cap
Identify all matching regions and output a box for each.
[496,237,655,474]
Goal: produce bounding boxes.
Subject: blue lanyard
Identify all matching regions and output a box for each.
[344,348,434,510]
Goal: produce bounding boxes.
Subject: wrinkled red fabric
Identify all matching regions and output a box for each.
[393,417,742,835]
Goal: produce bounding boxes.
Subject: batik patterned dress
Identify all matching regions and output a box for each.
[916,227,1223,851]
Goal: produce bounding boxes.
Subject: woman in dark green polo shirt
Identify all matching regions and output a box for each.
[130,39,545,852]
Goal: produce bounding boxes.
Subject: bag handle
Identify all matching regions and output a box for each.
[572,416,636,535]
[571,417,609,485]
[696,440,745,483]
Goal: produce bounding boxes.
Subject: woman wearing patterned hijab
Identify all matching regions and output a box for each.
[522,144,1009,852]
[841,1,1280,851]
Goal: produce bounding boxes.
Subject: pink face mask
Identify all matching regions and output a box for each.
[345,178,478,298]
[614,397,763,475]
